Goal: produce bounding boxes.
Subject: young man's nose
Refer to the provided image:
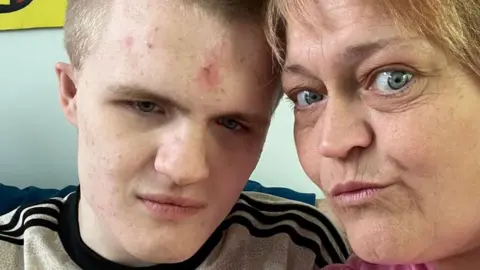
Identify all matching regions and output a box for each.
[154,126,211,186]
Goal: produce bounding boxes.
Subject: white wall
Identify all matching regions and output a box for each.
[0,29,323,197]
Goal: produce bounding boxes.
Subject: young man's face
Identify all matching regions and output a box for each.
[56,1,277,265]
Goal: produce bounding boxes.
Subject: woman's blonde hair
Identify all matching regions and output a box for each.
[266,0,480,76]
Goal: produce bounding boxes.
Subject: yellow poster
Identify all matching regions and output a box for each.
[0,0,66,31]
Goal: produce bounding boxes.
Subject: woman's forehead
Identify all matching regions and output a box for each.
[289,1,398,37]
[284,7,402,67]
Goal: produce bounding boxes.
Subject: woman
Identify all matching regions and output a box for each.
[267,0,480,269]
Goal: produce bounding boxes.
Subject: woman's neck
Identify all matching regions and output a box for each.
[434,247,480,270]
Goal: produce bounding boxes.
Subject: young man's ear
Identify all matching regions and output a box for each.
[55,62,78,126]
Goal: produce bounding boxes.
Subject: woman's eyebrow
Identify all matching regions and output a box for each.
[340,39,394,62]
[282,38,405,79]
[282,64,320,81]
[340,37,430,65]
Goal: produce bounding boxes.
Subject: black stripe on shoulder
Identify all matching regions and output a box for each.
[239,193,349,258]
[0,207,60,237]
[0,197,65,232]
[230,202,345,263]
[0,218,59,246]
[0,234,22,245]
[220,215,331,267]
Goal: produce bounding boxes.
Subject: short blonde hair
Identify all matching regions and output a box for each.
[64,0,109,70]
[266,0,480,76]
[64,0,269,71]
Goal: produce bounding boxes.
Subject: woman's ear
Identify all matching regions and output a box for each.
[55,62,78,126]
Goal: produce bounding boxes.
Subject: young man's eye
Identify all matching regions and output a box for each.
[217,118,243,131]
[128,101,165,114]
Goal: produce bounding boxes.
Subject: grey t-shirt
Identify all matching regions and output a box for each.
[0,189,349,269]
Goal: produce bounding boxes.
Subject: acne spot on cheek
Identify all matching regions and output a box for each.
[146,27,159,50]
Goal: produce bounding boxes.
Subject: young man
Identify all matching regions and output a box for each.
[0,1,349,269]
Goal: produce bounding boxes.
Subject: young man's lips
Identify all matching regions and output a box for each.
[138,194,206,208]
[137,194,206,220]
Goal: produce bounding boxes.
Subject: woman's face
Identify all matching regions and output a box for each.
[283,0,480,265]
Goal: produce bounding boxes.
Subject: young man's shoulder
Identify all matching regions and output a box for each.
[0,190,350,269]
[201,191,350,269]
[0,192,78,269]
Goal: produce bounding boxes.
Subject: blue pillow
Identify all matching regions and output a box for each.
[0,181,316,215]
[245,180,316,205]
[0,184,76,214]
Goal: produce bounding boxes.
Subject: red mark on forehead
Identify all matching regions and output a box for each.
[123,35,138,68]
[196,47,225,91]
[197,63,221,91]
[124,36,134,50]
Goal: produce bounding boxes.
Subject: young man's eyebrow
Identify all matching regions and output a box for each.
[107,84,190,113]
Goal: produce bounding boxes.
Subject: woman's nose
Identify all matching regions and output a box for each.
[316,98,373,159]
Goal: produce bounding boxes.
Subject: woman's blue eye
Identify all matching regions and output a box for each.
[218,118,241,131]
[373,70,413,94]
[296,90,327,107]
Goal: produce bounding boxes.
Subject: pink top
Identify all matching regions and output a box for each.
[322,255,434,270]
